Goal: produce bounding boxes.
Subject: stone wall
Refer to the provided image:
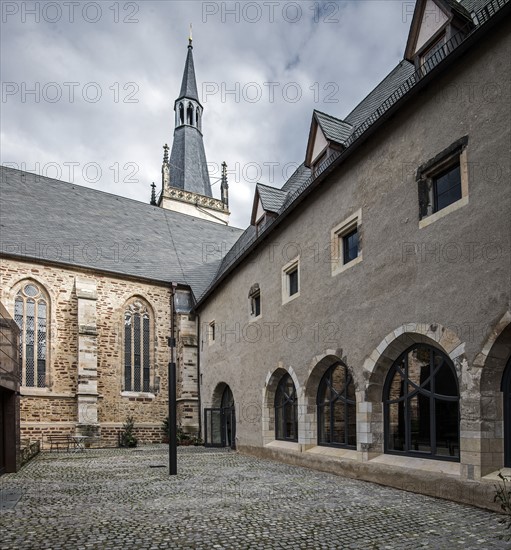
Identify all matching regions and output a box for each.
[197,14,511,502]
[0,259,200,447]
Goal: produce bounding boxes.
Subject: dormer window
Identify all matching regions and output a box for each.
[420,33,446,67]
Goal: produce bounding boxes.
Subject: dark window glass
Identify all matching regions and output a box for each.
[288,268,299,296]
[124,313,132,391]
[343,228,359,265]
[14,285,47,388]
[317,363,356,448]
[384,344,459,461]
[124,301,152,392]
[253,294,261,317]
[143,314,150,392]
[210,322,216,341]
[434,164,461,212]
[275,374,298,441]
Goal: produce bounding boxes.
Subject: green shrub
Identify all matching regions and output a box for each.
[119,416,138,448]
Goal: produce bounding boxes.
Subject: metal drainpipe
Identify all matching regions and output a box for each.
[196,313,202,440]
[169,283,177,475]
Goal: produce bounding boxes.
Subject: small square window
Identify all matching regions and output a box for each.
[417,137,469,227]
[342,228,359,265]
[433,164,462,213]
[331,209,362,276]
[288,268,299,296]
[282,257,300,304]
[251,292,261,317]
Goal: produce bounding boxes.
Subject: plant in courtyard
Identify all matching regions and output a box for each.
[162,417,202,446]
[119,416,138,448]
[494,472,511,535]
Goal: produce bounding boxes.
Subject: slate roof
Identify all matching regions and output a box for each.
[256,183,288,214]
[196,0,507,305]
[345,61,416,129]
[177,45,200,104]
[0,167,243,300]
[169,124,213,197]
[314,110,353,144]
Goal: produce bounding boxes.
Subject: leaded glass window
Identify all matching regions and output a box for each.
[384,344,459,461]
[124,300,152,392]
[317,363,356,448]
[14,283,48,387]
[275,373,298,442]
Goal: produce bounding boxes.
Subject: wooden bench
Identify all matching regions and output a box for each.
[47,435,71,452]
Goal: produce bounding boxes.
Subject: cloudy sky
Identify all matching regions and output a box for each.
[1,0,414,228]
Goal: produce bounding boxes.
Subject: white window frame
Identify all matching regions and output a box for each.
[331,209,363,277]
[282,256,300,304]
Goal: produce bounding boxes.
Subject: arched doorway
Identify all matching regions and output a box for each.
[204,384,236,449]
[502,357,511,467]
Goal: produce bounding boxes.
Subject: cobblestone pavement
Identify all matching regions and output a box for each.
[0,445,509,549]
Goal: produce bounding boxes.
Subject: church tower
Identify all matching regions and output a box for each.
[158,33,230,225]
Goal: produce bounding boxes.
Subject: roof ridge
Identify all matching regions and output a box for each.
[314,109,352,125]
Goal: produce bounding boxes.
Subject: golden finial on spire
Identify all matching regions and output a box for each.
[188,23,193,47]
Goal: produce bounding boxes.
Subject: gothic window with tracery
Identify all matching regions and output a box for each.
[124,299,152,392]
[14,282,48,388]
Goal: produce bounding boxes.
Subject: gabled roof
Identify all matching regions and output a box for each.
[0,167,242,300]
[404,0,474,61]
[256,183,288,213]
[196,0,508,306]
[314,110,353,144]
[305,110,353,168]
[177,44,200,104]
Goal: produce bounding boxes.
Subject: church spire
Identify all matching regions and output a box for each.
[168,37,212,198]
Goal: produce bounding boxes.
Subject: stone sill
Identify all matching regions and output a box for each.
[481,467,511,482]
[369,454,460,476]
[121,391,155,400]
[306,446,359,461]
[21,387,75,399]
[265,440,301,452]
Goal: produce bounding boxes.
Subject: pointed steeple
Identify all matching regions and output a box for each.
[169,37,212,198]
[176,26,200,105]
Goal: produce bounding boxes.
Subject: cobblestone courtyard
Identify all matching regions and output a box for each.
[0,446,509,549]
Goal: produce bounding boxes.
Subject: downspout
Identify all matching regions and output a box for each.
[196,313,202,439]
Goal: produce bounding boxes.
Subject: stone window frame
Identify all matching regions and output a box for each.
[12,279,51,391]
[417,136,469,229]
[281,256,300,305]
[248,284,262,321]
[121,296,156,399]
[331,209,363,277]
[208,320,216,345]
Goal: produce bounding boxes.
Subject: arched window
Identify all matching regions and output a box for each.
[274,373,298,441]
[123,299,152,392]
[317,363,356,448]
[187,103,194,125]
[14,282,48,388]
[179,103,184,125]
[196,107,200,128]
[384,344,459,460]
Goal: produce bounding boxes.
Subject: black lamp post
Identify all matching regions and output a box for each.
[169,283,177,475]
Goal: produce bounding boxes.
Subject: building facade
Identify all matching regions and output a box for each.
[196,0,511,509]
[0,39,241,449]
[0,0,510,510]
